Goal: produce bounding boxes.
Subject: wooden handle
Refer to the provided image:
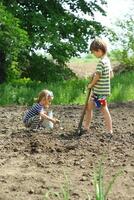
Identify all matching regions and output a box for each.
[77,88,91,134]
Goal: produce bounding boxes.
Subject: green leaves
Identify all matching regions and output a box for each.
[0,3,30,82]
[111,11,134,70]
[1,0,107,82]
[0,4,29,54]
[3,0,107,61]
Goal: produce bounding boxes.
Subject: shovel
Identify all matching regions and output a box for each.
[76,88,91,136]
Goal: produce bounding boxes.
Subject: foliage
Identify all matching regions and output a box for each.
[0,4,29,55]
[0,71,134,105]
[0,78,88,105]
[111,13,134,70]
[21,53,76,82]
[0,3,29,81]
[1,0,107,81]
[109,71,134,103]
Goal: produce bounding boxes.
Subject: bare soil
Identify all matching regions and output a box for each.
[0,102,134,200]
[68,60,119,78]
[68,61,97,77]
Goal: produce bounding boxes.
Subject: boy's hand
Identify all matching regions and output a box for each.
[88,72,100,89]
[88,83,93,89]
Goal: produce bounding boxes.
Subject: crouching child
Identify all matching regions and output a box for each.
[23,89,60,131]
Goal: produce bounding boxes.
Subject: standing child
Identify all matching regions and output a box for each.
[23,89,60,131]
[84,38,113,135]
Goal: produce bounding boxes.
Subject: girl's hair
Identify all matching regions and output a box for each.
[37,89,53,103]
[90,38,107,54]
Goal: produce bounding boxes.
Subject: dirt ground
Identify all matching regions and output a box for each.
[68,61,97,78]
[68,60,119,78]
[0,102,134,200]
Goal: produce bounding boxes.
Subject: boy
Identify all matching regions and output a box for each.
[84,38,113,135]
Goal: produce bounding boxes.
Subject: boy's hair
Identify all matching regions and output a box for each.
[90,38,107,54]
[37,89,53,103]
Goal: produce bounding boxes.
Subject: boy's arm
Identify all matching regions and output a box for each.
[88,72,100,88]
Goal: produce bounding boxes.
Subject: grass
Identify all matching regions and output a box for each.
[109,71,134,102]
[44,184,70,200]
[0,71,133,106]
[0,78,88,105]
[44,173,70,200]
[93,160,122,200]
[44,161,122,200]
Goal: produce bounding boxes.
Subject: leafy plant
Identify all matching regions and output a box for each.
[1,0,108,82]
[2,0,107,61]
[111,12,134,70]
[0,3,29,82]
[22,53,76,82]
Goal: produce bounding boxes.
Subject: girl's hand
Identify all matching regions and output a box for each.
[52,118,60,124]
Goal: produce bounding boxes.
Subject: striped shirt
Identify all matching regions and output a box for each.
[93,56,112,96]
[23,103,44,123]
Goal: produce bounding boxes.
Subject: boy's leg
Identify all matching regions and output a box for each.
[83,100,94,130]
[101,105,113,133]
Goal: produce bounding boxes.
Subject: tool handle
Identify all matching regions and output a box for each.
[77,88,91,132]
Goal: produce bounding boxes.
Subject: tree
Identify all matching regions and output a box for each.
[111,12,134,70]
[0,4,29,82]
[2,0,107,81]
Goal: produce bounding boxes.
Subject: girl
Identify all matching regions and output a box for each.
[23,89,60,131]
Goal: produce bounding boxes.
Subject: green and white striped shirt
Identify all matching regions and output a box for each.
[93,56,112,96]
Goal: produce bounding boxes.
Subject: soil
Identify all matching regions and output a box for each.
[0,102,134,200]
[68,60,119,78]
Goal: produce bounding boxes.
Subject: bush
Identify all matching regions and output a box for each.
[111,14,134,70]
[21,54,76,82]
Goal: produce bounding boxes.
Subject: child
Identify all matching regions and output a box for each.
[83,38,113,135]
[23,89,60,131]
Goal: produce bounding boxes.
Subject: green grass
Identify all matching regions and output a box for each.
[44,184,70,200]
[44,161,122,200]
[44,175,70,200]
[92,160,122,200]
[109,71,134,102]
[0,71,133,106]
[0,78,88,105]
[44,189,70,200]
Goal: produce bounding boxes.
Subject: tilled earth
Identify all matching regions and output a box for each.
[0,103,134,200]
